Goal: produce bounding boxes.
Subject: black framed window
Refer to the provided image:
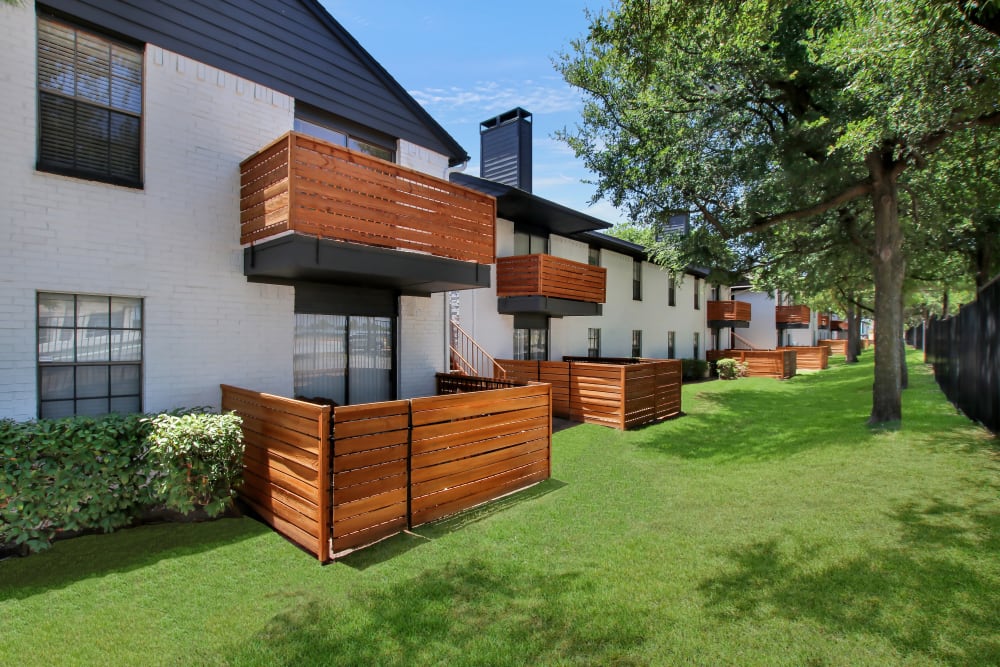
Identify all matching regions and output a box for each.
[513,228,549,256]
[587,328,601,358]
[667,331,676,359]
[37,293,143,419]
[668,274,676,307]
[513,327,548,360]
[37,15,143,187]
[693,332,700,360]
[712,284,722,300]
[694,278,701,310]
[588,246,601,267]
[294,117,395,162]
[632,259,642,301]
[632,330,642,358]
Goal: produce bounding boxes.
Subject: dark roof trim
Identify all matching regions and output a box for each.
[38,0,469,166]
[576,231,710,278]
[297,0,468,166]
[451,173,612,236]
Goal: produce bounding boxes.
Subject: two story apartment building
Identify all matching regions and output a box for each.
[0,0,495,420]
[451,109,734,366]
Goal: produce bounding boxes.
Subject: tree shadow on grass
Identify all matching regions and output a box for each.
[339,479,568,571]
[0,517,269,600]
[225,557,648,667]
[632,380,872,463]
[697,496,1000,664]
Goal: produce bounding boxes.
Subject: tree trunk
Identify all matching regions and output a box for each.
[942,287,950,317]
[846,302,859,363]
[868,150,904,425]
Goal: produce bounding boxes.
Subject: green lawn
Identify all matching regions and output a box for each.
[2,350,998,666]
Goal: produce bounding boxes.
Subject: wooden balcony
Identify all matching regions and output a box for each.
[239,132,497,292]
[707,300,751,326]
[776,304,811,328]
[496,254,606,316]
[818,314,830,328]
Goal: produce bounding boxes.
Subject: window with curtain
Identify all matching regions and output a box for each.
[37,292,142,418]
[37,15,143,187]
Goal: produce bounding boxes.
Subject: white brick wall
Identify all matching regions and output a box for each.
[0,6,297,420]
[399,294,446,398]
[459,218,717,362]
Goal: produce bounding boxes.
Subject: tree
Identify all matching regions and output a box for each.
[558,0,1000,425]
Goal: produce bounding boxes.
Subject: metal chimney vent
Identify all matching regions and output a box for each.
[480,107,532,192]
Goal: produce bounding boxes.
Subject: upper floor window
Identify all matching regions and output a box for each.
[588,246,601,267]
[37,16,143,188]
[694,277,701,310]
[513,228,549,255]
[294,113,395,163]
[712,284,722,300]
[37,292,143,419]
[632,259,642,301]
[668,274,676,307]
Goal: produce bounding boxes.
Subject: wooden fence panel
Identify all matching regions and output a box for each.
[409,385,552,527]
[330,400,410,555]
[539,361,570,417]
[567,362,626,428]
[818,339,848,356]
[709,350,797,379]
[221,385,330,561]
[778,346,829,370]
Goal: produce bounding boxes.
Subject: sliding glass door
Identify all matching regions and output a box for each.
[294,314,393,405]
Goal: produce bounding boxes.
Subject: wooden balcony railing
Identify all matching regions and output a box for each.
[707,300,752,322]
[818,314,830,327]
[240,132,496,265]
[776,305,811,325]
[496,254,606,303]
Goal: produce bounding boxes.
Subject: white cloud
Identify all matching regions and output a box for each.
[409,80,581,116]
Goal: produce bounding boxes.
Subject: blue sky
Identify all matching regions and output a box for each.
[320,0,624,225]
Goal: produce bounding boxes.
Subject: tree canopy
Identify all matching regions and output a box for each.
[558,0,1000,425]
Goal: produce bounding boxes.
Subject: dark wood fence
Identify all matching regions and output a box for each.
[495,358,682,429]
[926,279,1000,434]
[221,382,552,561]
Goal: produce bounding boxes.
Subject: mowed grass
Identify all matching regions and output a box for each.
[2,350,999,666]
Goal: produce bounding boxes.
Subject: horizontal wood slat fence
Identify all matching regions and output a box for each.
[775,305,811,325]
[707,350,797,379]
[240,132,496,265]
[495,358,682,430]
[496,254,607,303]
[818,339,848,356]
[707,300,752,322]
[777,346,829,370]
[221,382,552,562]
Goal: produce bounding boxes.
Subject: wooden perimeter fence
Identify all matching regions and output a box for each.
[495,358,682,430]
[707,350,797,379]
[221,382,551,561]
[777,346,829,370]
[818,339,848,356]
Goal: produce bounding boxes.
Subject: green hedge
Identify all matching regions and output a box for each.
[682,359,709,381]
[1,410,242,554]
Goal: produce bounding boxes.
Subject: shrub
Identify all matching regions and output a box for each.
[0,414,156,553]
[145,411,244,517]
[716,358,749,380]
[682,359,709,381]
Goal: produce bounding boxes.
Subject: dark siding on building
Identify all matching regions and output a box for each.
[37,0,468,164]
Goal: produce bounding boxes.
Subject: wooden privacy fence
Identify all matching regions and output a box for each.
[818,339,848,356]
[221,382,552,561]
[708,350,797,379]
[496,358,682,430]
[777,346,829,370]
